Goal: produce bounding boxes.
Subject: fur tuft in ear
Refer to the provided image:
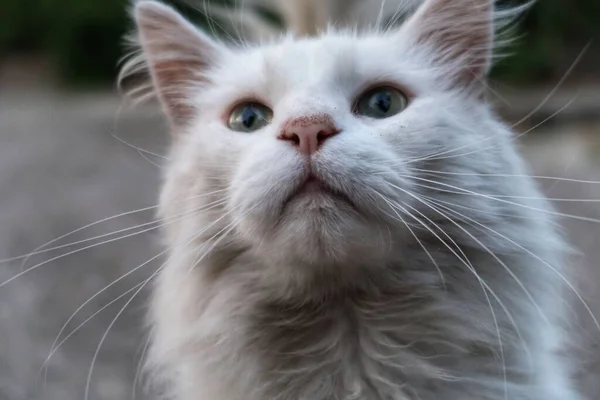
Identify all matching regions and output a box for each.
[121,1,225,129]
[401,0,498,92]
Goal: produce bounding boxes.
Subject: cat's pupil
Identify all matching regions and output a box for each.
[371,92,392,113]
[242,108,258,128]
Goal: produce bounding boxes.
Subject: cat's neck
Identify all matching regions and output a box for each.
[218,249,408,303]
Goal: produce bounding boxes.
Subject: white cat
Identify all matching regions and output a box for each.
[122,0,583,398]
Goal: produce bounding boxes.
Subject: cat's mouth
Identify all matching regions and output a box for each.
[297,176,326,193]
[286,174,354,208]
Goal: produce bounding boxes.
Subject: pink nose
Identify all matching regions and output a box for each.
[278,115,339,156]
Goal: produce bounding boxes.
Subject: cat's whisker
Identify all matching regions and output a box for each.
[187,205,256,275]
[186,207,244,269]
[214,0,261,46]
[375,0,388,32]
[381,196,511,394]
[417,193,563,228]
[216,0,244,45]
[370,202,399,255]
[511,42,591,128]
[383,93,574,171]
[227,0,269,47]
[39,279,149,386]
[40,199,232,379]
[422,96,576,165]
[82,198,238,400]
[140,149,164,168]
[132,331,153,400]
[401,192,551,376]
[478,77,513,108]
[84,266,160,400]
[203,176,232,182]
[423,195,600,333]
[417,181,600,203]
[110,95,170,169]
[233,0,267,47]
[373,191,446,288]
[10,219,165,263]
[385,129,497,167]
[404,176,600,224]
[400,197,535,397]
[6,197,229,263]
[402,187,548,324]
[409,168,600,186]
[514,96,578,138]
[381,197,491,314]
[0,198,229,289]
[383,0,418,32]
[110,131,170,161]
[0,189,229,264]
[409,177,579,231]
[186,0,235,44]
[119,83,154,104]
[384,198,474,278]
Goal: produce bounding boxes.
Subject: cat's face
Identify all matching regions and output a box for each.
[130,0,503,269]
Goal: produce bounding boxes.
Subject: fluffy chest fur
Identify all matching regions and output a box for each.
[149,208,562,400]
[154,255,539,400]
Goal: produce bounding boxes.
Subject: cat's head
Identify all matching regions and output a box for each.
[126,0,520,274]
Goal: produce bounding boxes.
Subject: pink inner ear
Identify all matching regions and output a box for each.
[135,2,217,128]
[150,55,208,126]
[408,0,494,88]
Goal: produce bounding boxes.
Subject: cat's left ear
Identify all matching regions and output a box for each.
[398,0,495,93]
[131,1,227,129]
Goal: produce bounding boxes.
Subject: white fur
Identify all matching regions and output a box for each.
[123,0,583,399]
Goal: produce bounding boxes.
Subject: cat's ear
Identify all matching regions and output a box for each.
[399,0,495,92]
[132,1,225,128]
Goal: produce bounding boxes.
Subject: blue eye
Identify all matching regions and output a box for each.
[228,102,273,132]
[355,86,408,119]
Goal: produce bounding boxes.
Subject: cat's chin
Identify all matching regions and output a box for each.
[247,196,393,268]
[231,171,403,267]
[282,176,355,214]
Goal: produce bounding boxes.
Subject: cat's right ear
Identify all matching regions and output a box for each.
[131,1,226,129]
[397,0,496,94]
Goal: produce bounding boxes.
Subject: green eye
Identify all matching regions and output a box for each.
[228,102,273,132]
[355,86,408,119]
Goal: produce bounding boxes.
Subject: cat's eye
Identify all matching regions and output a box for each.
[227,102,273,132]
[354,86,408,119]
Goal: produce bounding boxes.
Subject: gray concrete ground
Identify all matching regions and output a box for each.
[0,88,598,400]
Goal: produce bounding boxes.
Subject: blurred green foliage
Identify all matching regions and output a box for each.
[494,0,600,83]
[0,0,598,87]
[0,0,129,85]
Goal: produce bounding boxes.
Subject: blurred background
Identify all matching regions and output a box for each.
[0,0,599,399]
